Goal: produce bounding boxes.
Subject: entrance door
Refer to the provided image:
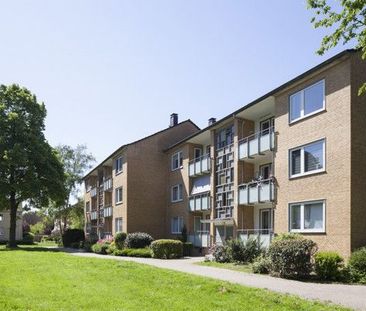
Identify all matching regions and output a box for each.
[259,163,272,179]
[259,209,271,234]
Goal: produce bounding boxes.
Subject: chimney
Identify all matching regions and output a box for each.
[208,117,216,126]
[170,113,178,127]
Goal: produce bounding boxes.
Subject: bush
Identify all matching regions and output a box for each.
[62,229,85,247]
[83,240,94,252]
[349,247,366,283]
[314,251,344,281]
[228,238,262,263]
[91,238,112,255]
[252,254,272,274]
[273,233,303,241]
[22,232,34,245]
[125,232,154,249]
[106,242,116,254]
[114,232,127,250]
[210,244,231,263]
[268,238,317,279]
[151,239,183,259]
[183,242,193,257]
[114,248,152,258]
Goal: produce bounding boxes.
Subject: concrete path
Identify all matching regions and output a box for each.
[70,251,366,310]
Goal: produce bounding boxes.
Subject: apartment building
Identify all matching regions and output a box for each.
[0,211,23,241]
[83,117,199,240]
[84,49,366,257]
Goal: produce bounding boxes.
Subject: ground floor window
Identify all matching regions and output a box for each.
[171,216,184,234]
[289,200,325,233]
[115,217,123,233]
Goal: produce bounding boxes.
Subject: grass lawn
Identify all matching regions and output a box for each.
[196,261,253,273]
[0,246,349,311]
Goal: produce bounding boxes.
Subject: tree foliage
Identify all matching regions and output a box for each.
[0,84,66,246]
[307,0,366,95]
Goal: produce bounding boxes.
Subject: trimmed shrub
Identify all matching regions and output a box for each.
[114,248,152,258]
[273,233,303,242]
[228,238,262,263]
[114,232,127,250]
[22,232,34,245]
[125,232,154,249]
[183,242,193,257]
[349,247,366,283]
[268,238,317,279]
[62,229,85,247]
[314,251,344,281]
[210,244,231,263]
[83,240,94,252]
[106,241,116,254]
[91,239,112,255]
[151,239,183,259]
[252,255,272,274]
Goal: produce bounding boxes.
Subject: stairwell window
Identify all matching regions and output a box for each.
[115,156,123,174]
[289,200,325,233]
[171,151,183,171]
[171,184,183,202]
[115,187,123,204]
[115,217,123,233]
[289,80,325,123]
[289,139,325,178]
[0,214,2,222]
[171,216,184,234]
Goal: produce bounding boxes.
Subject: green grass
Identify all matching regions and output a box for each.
[196,261,253,273]
[0,246,349,311]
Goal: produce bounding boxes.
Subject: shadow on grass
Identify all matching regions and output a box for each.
[0,245,62,253]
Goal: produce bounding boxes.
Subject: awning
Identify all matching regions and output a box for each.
[191,175,211,195]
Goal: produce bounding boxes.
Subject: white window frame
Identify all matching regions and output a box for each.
[115,156,123,174]
[115,187,123,204]
[289,80,325,124]
[289,139,325,179]
[171,216,184,234]
[0,214,2,222]
[289,200,325,233]
[171,184,183,203]
[115,217,123,233]
[171,151,183,171]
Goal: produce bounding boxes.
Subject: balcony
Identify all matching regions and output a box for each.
[238,178,275,205]
[188,231,210,248]
[238,127,275,160]
[189,192,211,212]
[189,154,211,177]
[103,205,113,217]
[90,187,97,197]
[90,211,98,220]
[103,178,113,191]
[237,229,274,248]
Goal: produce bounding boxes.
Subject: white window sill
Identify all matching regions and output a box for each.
[115,201,123,206]
[290,229,325,234]
[115,170,123,176]
[171,166,184,172]
[171,232,182,234]
[171,199,183,203]
[289,168,325,179]
[289,108,326,125]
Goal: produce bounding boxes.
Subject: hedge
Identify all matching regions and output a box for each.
[62,229,85,247]
[125,232,154,249]
[151,239,183,259]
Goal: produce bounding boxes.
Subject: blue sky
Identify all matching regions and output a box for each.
[0,1,350,162]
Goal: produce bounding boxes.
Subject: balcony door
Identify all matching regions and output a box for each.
[260,118,274,136]
[259,209,271,234]
[259,163,272,180]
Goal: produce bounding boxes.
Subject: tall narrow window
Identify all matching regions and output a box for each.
[171,216,184,234]
[171,184,183,202]
[115,187,123,204]
[171,151,183,170]
[115,156,123,174]
[115,217,123,233]
[289,200,325,232]
[289,80,325,123]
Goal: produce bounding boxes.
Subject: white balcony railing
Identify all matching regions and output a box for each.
[237,229,274,248]
[90,211,98,220]
[238,178,275,205]
[189,154,211,177]
[188,231,211,248]
[189,192,211,212]
[103,205,113,217]
[103,178,113,191]
[90,187,97,197]
[238,127,275,160]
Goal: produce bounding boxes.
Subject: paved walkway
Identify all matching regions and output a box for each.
[70,251,366,310]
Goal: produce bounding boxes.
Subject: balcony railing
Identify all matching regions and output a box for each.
[189,192,211,212]
[238,127,275,160]
[103,205,113,217]
[188,231,211,248]
[90,211,98,220]
[103,178,113,191]
[90,187,97,197]
[237,229,274,248]
[189,154,211,177]
[238,178,275,205]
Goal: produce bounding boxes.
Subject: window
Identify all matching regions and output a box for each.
[289,80,325,123]
[0,214,2,222]
[289,139,325,178]
[115,217,123,233]
[216,125,234,149]
[194,148,202,159]
[259,163,272,179]
[85,179,91,192]
[289,200,325,232]
[115,187,123,204]
[171,216,184,234]
[115,156,123,174]
[171,151,183,171]
[260,118,274,135]
[85,202,90,213]
[171,184,183,202]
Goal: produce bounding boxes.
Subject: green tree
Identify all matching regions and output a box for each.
[307,0,366,95]
[0,84,66,247]
[47,145,94,234]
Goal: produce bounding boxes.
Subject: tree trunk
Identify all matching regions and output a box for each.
[8,191,18,248]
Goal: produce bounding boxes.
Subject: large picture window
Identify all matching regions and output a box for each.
[289,80,325,123]
[289,139,325,178]
[289,200,325,233]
